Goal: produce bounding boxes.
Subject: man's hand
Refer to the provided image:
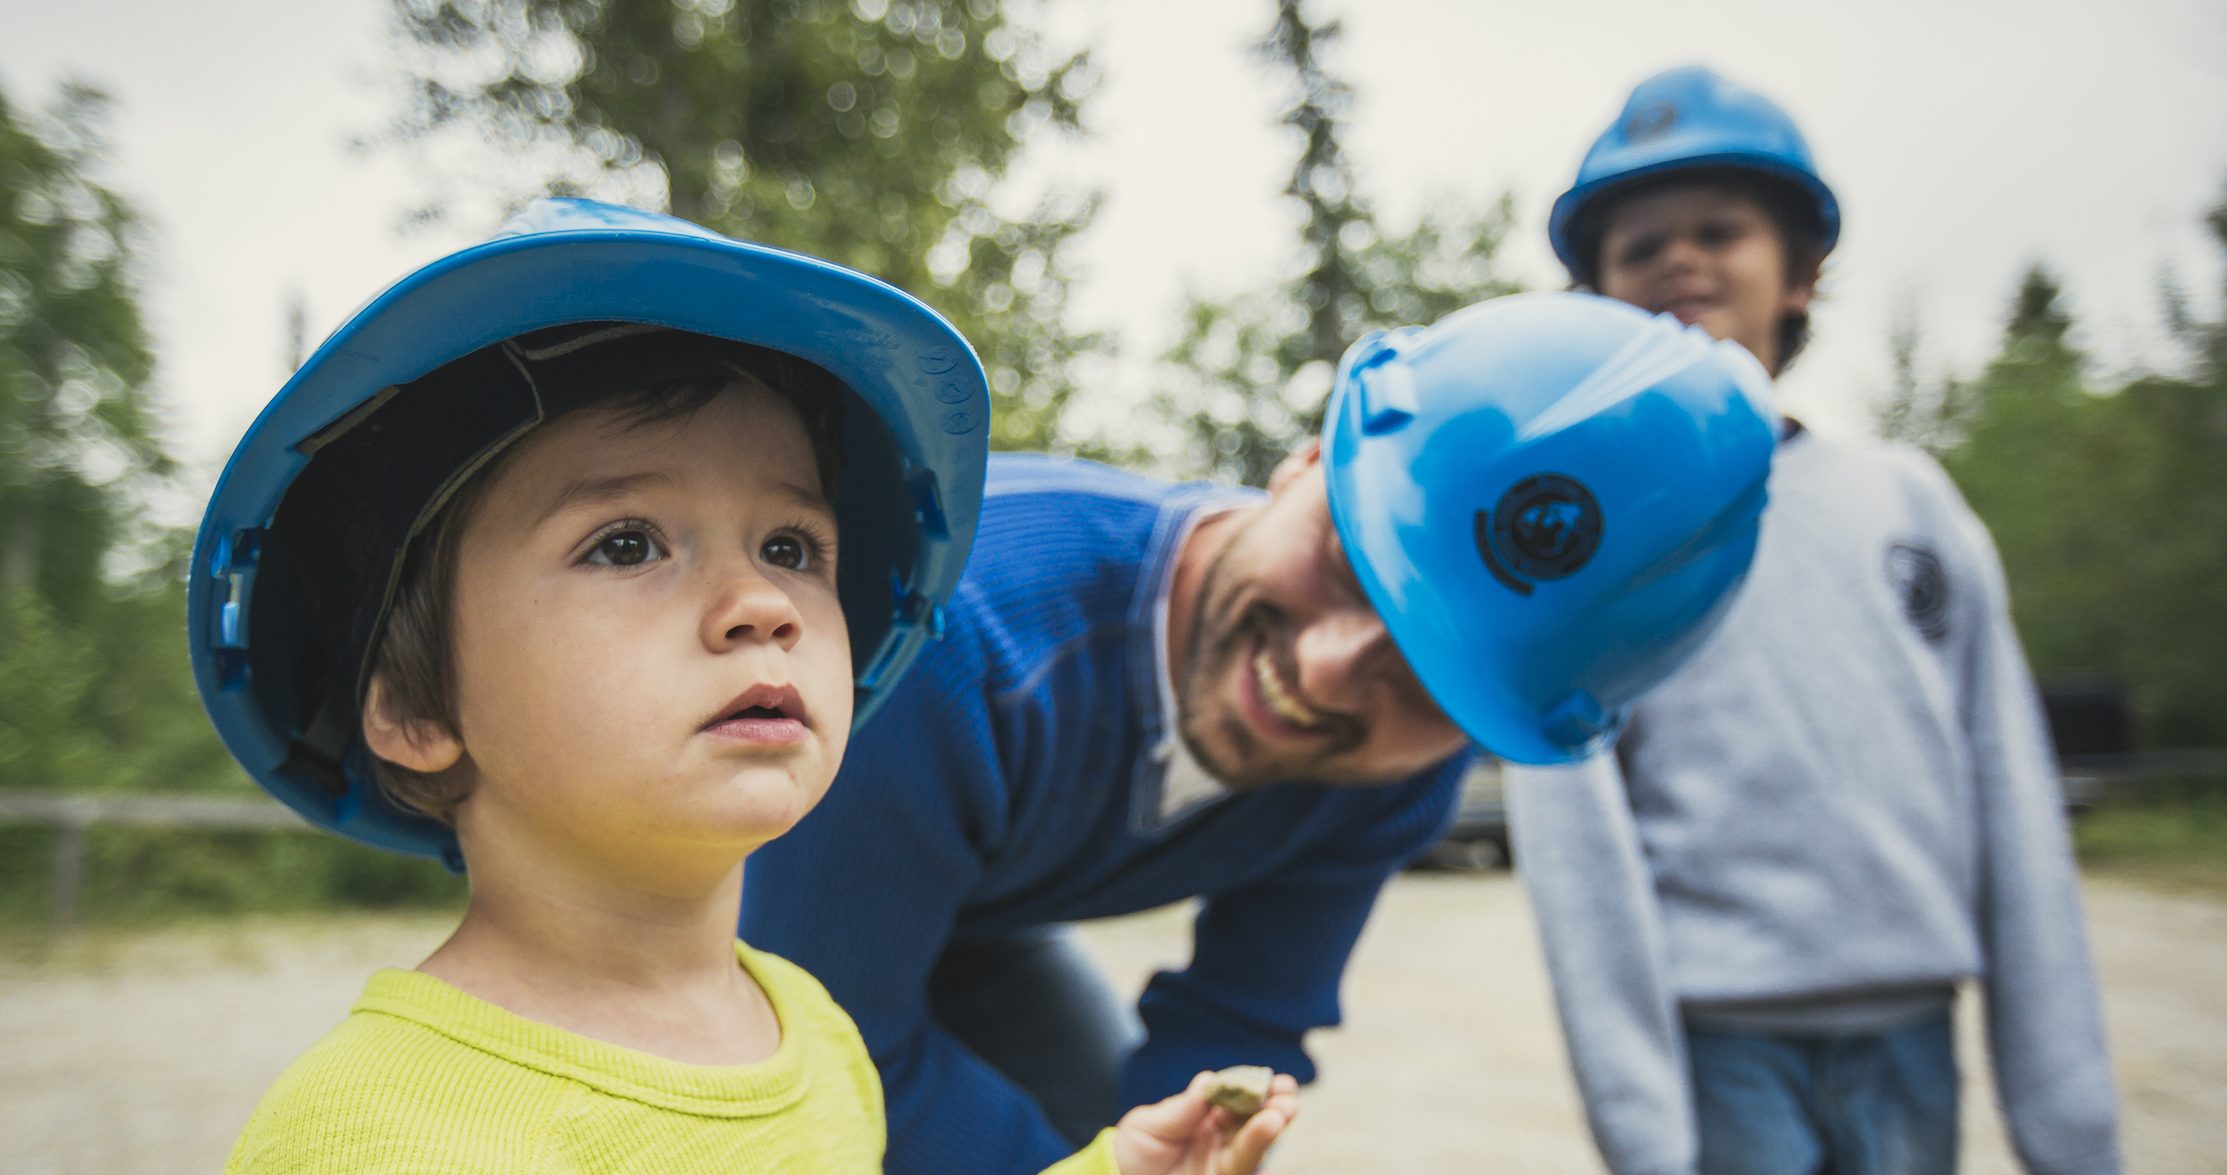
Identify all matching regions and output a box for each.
[1110,1069,1300,1175]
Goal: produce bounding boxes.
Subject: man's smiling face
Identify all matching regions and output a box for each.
[1173,441,1469,790]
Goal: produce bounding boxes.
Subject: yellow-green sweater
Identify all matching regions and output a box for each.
[223,941,1119,1174]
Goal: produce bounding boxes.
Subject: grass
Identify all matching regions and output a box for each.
[0,824,465,936]
[2072,787,2227,898]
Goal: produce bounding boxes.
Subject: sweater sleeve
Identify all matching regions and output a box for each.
[1507,754,1698,1175]
[1944,491,2123,1175]
[1118,762,1461,1111]
[741,608,1079,1175]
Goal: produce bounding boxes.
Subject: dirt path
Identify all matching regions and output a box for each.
[3,873,2218,1173]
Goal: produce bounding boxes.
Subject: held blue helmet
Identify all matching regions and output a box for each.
[1323,292,1777,765]
[188,198,990,867]
[1549,65,1839,285]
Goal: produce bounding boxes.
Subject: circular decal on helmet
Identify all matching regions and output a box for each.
[1475,474,1603,595]
[1624,101,1678,143]
[1885,542,1951,643]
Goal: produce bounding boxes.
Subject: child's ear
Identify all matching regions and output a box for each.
[1785,252,1824,314]
[362,675,465,775]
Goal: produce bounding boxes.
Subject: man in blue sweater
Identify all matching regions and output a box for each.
[744,446,1467,1174]
[745,292,1783,1174]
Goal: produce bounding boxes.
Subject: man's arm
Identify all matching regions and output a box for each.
[1119,763,1462,1109]
[1946,496,2122,1175]
[1507,754,1698,1175]
[741,620,1081,1175]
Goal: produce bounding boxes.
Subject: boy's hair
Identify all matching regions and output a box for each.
[362,335,847,824]
[1567,167,1830,374]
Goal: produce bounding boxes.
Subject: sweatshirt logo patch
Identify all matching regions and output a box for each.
[1476,474,1603,596]
[1886,541,1951,643]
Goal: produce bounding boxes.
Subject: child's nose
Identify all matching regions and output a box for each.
[1658,232,1707,273]
[700,557,804,651]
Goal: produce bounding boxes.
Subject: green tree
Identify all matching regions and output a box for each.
[1158,0,1520,485]
[1938,267,2124,682]
[0,81,240,797]
[1873,306,1978,458]
[1913,233,2227,748]
[386,0,1099,449]
[2093,191,2227,746]
[0,82,165,623]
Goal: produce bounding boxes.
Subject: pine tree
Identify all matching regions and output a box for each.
[1159,0,1518,484]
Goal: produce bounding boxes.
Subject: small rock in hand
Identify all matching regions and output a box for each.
[1203,1065,1276,1120]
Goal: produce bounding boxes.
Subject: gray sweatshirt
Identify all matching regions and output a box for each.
[1508,430,2120,1175]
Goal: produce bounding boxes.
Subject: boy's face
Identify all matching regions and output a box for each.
[1593,182,1816,374]
[1175,441,1469,790]
[384,381,851,874]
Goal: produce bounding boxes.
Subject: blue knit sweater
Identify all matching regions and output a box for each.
[742,454,1463,1174]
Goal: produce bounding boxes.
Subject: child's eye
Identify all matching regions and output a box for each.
[1698,219,1745,246]
[1612,234,1662,268]
[584,526,667,567]
[763,535,808,570]
[762,524,833,573]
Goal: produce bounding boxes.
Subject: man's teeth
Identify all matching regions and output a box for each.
[1252,650,1321,729]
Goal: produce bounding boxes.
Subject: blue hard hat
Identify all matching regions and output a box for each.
[1323,291,1777,765]
[1549,66,1839,285]
[188,198,989,866]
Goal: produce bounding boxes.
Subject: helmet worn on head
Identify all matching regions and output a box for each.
[188,198,990,867]
[1549,65,1839,285]
[1323,291,1777,765]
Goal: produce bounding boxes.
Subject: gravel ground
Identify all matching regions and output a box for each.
[2,872,2219,1173]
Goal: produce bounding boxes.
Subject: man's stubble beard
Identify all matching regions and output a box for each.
[1171,535,1371,791]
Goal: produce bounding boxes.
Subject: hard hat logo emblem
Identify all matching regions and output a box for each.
[1476,474,1603,596]
[1623,101,1679,143]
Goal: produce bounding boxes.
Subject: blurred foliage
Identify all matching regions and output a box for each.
[0,83,240,799]
[0,81,435,927]
[386,0,1101,450]
[1157,0,1521,485]
[0,82,166,625]
[1878,197,2227,747]
[0,825,465,928]
[2073,789,2227,897]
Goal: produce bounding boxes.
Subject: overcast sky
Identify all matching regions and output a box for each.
[8,0,2225,513]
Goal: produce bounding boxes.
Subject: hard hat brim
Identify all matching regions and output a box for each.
[189,201,987,863]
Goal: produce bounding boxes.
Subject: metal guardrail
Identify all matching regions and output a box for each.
[0,792,305,929]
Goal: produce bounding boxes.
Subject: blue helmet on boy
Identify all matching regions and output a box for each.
[1323,291,1777,764]
[1549,65,1839,285]
[188,198,990,866]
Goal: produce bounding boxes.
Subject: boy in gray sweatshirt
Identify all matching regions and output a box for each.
[1510,66,2121,1175]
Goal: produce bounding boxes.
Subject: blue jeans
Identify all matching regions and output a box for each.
[927,925,1145,1147]
[1687,1010,1959,1175]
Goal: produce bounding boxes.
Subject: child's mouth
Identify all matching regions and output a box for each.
[702,685,809,746]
